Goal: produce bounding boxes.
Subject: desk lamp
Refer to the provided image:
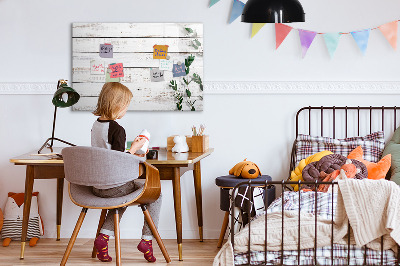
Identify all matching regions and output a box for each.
[241,0,305,23]
[38,79,80,154]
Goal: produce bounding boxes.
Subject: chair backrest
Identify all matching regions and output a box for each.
[62,146,145,187]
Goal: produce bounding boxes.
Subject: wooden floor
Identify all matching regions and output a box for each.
[0,239,221,265]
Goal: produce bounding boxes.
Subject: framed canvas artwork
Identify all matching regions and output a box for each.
[72,23,203,111]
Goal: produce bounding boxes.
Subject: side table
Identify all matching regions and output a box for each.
[215,175,275,248]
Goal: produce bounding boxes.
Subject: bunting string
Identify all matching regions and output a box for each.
[210,0,400,58]
[283,20,400,35]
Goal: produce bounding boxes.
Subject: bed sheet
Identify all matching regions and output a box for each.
[234,191,397,265]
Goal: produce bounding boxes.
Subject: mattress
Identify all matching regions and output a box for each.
[233,191,397,265]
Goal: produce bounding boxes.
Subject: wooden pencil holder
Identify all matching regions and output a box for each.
[191,135,209,153]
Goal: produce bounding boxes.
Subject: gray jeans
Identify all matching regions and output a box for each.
[92,180,162,240]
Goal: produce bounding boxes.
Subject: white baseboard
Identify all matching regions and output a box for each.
[1,81,400,95]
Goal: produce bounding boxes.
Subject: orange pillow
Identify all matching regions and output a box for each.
[347,146,391,180]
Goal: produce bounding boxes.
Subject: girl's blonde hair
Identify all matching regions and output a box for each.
[93,82,133,120]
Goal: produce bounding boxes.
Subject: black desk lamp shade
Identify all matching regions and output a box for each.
[38,80,80,153]
[241,0,305,23]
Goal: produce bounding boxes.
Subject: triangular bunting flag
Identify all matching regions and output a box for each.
[229,0,245,24]
[275,23,293,49]
[298,29,317,58]
[209,0,220,7]
[351,29,370,55]
[323,33,341,58]
[378,21,398,50]
[251,23,266,38]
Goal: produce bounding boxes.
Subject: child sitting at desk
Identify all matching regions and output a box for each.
[91,82,162,263]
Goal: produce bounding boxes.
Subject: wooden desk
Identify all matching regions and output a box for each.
[10,147,213,261]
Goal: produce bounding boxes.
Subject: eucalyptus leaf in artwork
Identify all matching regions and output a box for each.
[185,27,194,34]
[185,55,195,68]
[175,93,183,111]
[194,39,202,46]
[169,80,178,91]
[183,77,191,86]
[169,54,200,111]
[192,73,203,91]
[187,99,197,111]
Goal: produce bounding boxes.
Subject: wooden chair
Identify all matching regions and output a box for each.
[60,146,171,265]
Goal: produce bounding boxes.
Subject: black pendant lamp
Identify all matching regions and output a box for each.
[242,0,305,23]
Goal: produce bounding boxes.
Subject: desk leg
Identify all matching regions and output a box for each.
[172,167,183,261]
[20,165,34,259]
[56,178,64,241]
[193,161,203,242]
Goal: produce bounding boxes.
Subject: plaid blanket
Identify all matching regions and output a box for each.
[234,191,397,265]
[234,244,397,265]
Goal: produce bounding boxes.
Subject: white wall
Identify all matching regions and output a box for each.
[1,0,400,239]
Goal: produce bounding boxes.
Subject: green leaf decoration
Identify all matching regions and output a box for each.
[194,39,202,46]
[192,73,203,91]
[185,27,194,33]
[185,55,195,68]
[169,80,177,91]
[186,89,191,98]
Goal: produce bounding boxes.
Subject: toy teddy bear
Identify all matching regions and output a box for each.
[1,192,44,247]
[172,135,189,153]
[229,159,261,179]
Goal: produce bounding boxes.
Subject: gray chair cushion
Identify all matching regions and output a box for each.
[69,180,145,208]
[62,146,145,188]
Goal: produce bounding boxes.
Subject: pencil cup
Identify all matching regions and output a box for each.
[191,135,209,153]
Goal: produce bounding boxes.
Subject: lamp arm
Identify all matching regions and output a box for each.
[50,79,61,148]
[37,105,76,153]
[50,105,57,148]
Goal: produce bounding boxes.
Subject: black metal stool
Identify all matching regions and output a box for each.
[215,175,275,248]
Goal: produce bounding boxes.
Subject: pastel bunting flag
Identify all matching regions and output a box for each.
[209,0,220,7]
[229,0,245,24]
[351,29,370,55]
[378,21,398,50]
[323,33,341,58]
[275,23,293,49]
[251,23,266,38]
[298,29,317,58]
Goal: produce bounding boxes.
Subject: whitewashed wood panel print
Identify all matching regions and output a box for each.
[72,23,204,111]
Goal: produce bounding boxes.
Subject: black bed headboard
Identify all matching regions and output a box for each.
[296,106,399,138]
[289,106,400,180]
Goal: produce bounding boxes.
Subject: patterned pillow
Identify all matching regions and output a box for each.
[294,131,385,166]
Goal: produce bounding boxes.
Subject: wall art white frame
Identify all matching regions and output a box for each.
[72,23,204,111]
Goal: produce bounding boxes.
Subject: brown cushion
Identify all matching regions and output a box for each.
[302,154,368,189]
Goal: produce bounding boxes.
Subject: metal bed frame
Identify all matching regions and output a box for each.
[230,106,400,266]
